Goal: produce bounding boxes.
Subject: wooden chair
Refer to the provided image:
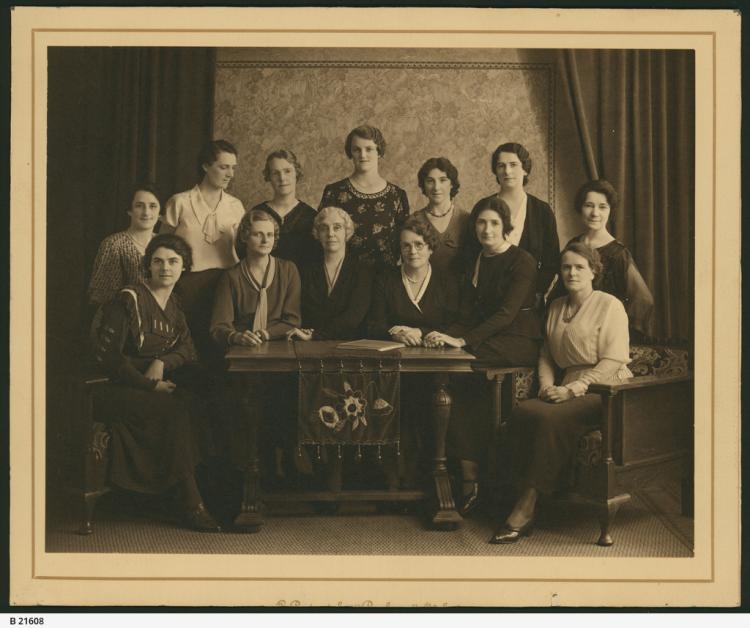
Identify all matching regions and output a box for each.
[481,345,693,546]
[67,370,111,534]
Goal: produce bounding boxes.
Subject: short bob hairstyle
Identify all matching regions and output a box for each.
[560,241,603,280]
[573,179,620,220]
[491,142,532,186]
[399,214,441,253]
[469,195,514,239]
[197,139,238,179]
[262,148,304,183]
[344,125,386,158]
[417,157,461,199]
[143,233,193,276]
[235,209,280,258]
[313,206,356,242]
[128,182,162,212]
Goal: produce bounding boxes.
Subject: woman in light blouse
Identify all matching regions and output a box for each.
[162,139,246,359]
[490,242,632,544]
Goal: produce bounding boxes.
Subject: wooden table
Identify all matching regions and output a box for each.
[225,340,476,530]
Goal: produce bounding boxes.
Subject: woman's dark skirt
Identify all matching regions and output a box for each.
[92,383,203,494]
[510,394,601,495]
[448,333,540,463]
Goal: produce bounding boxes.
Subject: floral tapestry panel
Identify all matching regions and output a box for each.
[298,370,400,446]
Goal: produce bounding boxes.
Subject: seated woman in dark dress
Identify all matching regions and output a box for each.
[319,125,409,268]
[367,215,460,488]
[288,205,374,342]
[91,234,221,532]
[425,196,541,515]
[471,142,560,307]
[411,157,470,277]
[490,243,632,544]
[250,149,318,270]
[210,209,302,491]
[549,179,654,340]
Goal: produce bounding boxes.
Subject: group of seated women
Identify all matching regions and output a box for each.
[87,124,655,543]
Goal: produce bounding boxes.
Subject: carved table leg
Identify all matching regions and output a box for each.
[596,494,630,546]
[77,492,98,535]
[234,460,263,530]
[232,374,264,531]
[430,376,462,529]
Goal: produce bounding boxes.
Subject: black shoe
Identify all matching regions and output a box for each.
[489,518,534,544]
[459,482,480,517]
[184,503,222,533]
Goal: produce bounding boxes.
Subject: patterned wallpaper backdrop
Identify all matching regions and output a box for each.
[214,53,555,221]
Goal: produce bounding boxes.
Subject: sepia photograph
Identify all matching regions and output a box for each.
[8,6,741,608]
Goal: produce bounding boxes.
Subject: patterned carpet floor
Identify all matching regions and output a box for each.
[46,483,693,557]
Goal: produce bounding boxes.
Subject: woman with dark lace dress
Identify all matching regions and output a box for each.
[319,125,409,268]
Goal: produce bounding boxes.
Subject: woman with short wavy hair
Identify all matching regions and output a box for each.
[550,179,654,339]
[471,142,560,306]
[288,206,374,342]
[490,242,632,544]
[319,125,409,268]
[250,148,318,269]
[411,157,470,276]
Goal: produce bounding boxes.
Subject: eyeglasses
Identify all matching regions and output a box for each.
[400,241,427,252]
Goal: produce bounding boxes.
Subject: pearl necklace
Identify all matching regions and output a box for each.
[427,202,454,218]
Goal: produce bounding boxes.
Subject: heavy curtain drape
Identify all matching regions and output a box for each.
[47,47,216,346]
[560,50,694,343]
[46,48,216,482]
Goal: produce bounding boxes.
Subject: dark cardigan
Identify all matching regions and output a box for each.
[300,255,375,340]
[471,193,560,295]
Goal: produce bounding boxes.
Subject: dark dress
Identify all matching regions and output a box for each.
[251,201,319,270]
[300,255,375,340]
[367,267,460,340]
[91,283,202,494]
[446,246,542,463]
[471,193,560,296]
[412,206,471,276]
[366,266,460,487]
[550,235,655,338]
[319,178,409,268]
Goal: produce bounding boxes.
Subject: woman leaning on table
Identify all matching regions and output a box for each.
[90,234,221,532]
[250,148,318,270]
[489,242,632,544]
[319,124,409,268]
[161,139,246,358]
[367,215,460,489]
[549,179,654,340]
[410,157,470,277]
[471,142,560,306]
[209,209,302,488]
[424,195,541,516]
[287,206,374,343]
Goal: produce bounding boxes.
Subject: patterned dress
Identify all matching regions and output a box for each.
[91,282,202,494]
[319,178,409,267]
[87,232,148,306]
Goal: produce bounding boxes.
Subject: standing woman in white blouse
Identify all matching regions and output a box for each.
[161,139,246,359]
[490,242,632,544]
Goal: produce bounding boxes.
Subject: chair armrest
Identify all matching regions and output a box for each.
[589,372,692,395]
